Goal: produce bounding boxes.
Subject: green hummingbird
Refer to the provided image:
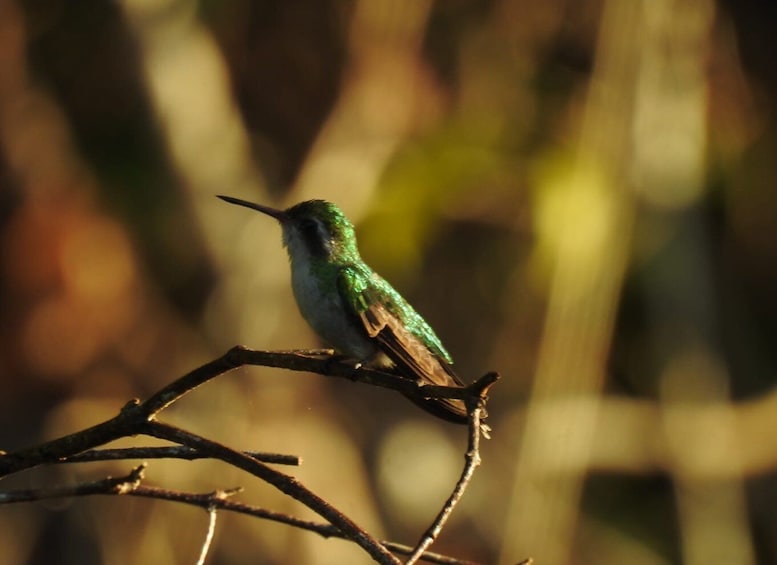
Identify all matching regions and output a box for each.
[218,195,471,424]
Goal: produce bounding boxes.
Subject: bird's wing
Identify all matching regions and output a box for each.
[338,266,468,422]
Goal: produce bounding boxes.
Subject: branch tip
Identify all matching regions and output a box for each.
[213,487,243,500]
[131,462,148,477]
[470,372,500,399]
[121,399,141,412]
[113,464,146,494]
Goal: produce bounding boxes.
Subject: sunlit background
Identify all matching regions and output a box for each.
[1,0,776,563]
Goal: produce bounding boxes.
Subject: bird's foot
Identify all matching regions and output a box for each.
[322,353,362,380]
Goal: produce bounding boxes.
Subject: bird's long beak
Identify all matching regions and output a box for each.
[217,195,287,222]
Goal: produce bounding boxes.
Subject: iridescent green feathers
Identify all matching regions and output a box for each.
[286,200,454,363]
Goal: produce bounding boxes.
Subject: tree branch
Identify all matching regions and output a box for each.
[59,446,300,466]
[0,464,147,503]
[405,376,495,564]
[196,506,218,565]
[0,347,500,564]
[0,465,481,565]
[140,419,399,563]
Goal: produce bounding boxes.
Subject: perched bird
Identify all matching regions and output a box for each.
[218,195,476,424]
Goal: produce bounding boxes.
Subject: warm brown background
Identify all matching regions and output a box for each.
[1,0,776,564]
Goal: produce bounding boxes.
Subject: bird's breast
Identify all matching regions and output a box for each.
[290,263,378,362]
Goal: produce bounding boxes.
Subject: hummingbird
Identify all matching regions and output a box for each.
[218,195,474,424]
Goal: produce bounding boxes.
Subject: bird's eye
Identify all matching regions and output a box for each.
[298,217,332,256]
[300,218,318,233]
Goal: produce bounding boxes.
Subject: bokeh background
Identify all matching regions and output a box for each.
[1,0,777,563]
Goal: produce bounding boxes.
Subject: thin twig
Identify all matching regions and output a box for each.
[0,470,478,565]
[404,374,499,564]
[0,464,147,503]
[383,541,481,565]
[140,420,400,565]
[404,406,484,564]
[196,506,218,565]
[60,446,300,466]
[132,486,477,564]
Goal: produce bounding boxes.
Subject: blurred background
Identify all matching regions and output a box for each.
[1,0,776,563]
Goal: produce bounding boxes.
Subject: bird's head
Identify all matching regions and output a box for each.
[218,196,361,265]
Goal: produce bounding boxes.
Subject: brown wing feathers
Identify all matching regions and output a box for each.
[359,303,468,422]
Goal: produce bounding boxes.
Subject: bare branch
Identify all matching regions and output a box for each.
[140,420,400,564]
[383,542,481,565]
[0,464,147,503]
[223,347,494,406]
[405,402,487,564]
[0,468,480,564]
[60,446,300,466]
[0,348,500,564]
[0,348,495,478]
[196,506,218,565]
[0,400,141,477]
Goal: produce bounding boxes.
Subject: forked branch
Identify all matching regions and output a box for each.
[0,347,500,564]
